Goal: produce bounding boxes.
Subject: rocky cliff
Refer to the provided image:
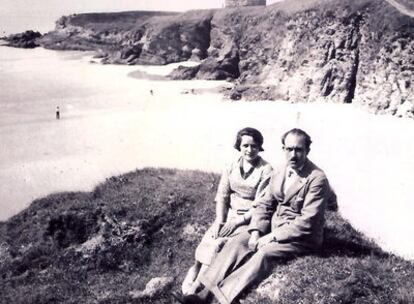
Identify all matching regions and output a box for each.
[38,0,414,117]
[39,10,214,65]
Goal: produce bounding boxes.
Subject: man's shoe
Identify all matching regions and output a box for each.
[171,291,187,304]
[185,294,206,304]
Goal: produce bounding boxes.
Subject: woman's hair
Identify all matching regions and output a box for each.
[234,127,264,151]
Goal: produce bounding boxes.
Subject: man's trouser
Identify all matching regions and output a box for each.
[199,231,308,304]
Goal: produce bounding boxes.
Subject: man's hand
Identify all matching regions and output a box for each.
[210,222,223,239]
[218,221,239,237]
[257,233,275,249]
[248,231,260,251]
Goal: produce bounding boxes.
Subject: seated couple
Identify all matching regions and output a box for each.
[175,127,333,304]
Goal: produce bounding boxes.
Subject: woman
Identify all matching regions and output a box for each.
[181,127,272,295]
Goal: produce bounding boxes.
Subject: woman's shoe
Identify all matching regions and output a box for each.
[182,265,200,295]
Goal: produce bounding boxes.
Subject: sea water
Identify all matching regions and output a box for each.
[1,46,414,260]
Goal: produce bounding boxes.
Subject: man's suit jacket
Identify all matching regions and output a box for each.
[249,159,330,249]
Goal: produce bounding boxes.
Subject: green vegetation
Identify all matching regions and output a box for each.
[0,168,413,303]
[57,11,178,32]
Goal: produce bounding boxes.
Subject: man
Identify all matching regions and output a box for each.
[176,128,332,304]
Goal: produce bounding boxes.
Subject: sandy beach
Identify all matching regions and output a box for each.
[1,46,414,260]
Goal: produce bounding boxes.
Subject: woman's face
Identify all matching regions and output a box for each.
[240,135,260,162]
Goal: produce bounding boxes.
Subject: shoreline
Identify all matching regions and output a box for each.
[1,47,414,260]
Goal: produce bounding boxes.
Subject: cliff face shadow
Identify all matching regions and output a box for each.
[237,208,409,304]
[321,210,388,259]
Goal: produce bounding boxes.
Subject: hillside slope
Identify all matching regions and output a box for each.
[37,0,414,117]
[0,168,413,304]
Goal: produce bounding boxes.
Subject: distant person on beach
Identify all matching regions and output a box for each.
[175,128,332,304]
[56,106,60,120]
[180,127,272,296]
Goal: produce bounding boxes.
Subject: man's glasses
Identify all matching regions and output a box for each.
[283,146,305,153]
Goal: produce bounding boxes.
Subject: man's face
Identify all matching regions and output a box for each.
[283,133,309,170]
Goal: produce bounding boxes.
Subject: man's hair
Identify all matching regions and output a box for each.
[234,127,264,151]
[281,128,312,151]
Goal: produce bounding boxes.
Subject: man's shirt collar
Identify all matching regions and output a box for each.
[286,161,306,176]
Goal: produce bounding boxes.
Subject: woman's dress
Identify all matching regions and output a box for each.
[195,156,272,265]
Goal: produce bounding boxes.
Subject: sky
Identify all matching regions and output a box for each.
[0,0,282,35]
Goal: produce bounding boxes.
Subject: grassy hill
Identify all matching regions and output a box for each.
[1,168,413,303]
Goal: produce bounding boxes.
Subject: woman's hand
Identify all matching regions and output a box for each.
[211,222,224,239]
[248,231,260,251]
[218,221,239,237]
[257,233,275,249]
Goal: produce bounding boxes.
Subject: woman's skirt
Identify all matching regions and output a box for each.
[195,210,248,265]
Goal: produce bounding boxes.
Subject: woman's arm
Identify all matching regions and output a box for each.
[211,166,232,238]
[215,198,228,224]
[211,198,230,238]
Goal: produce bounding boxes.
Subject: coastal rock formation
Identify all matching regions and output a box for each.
[2,30,42,48]
[40,10,214,65]
[37,0,414,117]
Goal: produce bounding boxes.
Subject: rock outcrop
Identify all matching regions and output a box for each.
[40,10,214,65]
[36,0,414,117]
[129,276,174,299]
[2,30,42,48]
